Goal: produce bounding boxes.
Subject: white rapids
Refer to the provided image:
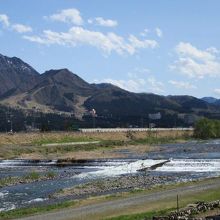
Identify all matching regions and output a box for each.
[27,198,48,204]
[156,159,220,172]
[76,159,167,179]
[0,159,57,167]
[0,191,9,199]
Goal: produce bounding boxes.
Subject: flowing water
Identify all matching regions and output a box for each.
[1,139,220,212]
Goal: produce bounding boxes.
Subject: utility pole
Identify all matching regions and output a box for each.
[10,118,13,132]
[9,113,13,133]
[140,117,144,128]
[177,194,179,212]
[7,113,13,133]
[5,110,8,133]
[90,109,96,128]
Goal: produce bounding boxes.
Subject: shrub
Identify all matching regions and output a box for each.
[194,118,220,139]
[26,171,40,180]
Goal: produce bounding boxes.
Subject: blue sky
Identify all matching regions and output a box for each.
[1,0,220,98]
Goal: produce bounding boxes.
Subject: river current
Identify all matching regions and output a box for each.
[1,139,220,212]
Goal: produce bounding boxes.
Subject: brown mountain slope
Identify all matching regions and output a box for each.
[0,54,39,98]
[0,53,220,121]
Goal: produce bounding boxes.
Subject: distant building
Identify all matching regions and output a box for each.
[148,112,161,120]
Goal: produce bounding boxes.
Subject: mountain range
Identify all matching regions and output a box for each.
[201,97,220,106]
[0,53,220,125]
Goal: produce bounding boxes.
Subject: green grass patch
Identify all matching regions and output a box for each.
[0,200,77,220]
[106,208,174,220]
[25,171,40,180]
[105,180,220,220]
[130,135,192,145]
[0,171,57,188]
[32,136,96,146]
[46,171,56,179]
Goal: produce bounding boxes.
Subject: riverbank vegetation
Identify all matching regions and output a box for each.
[194,118,220,139]
[106,185,220,220]
[0,130,192,159]
[0,171,57,188]
[0,200,77,220]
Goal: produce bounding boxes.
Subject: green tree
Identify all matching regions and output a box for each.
[194,118,220,139]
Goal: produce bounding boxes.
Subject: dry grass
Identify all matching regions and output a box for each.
[0,130,192,159]
[0,130,192,146]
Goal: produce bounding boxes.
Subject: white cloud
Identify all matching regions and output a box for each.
[206,47,219,54]
[140,28,149,37]
[155,27,163,38]
[49,8,83,25]
[88,17,118,27]
[23,35,47,44]
[0,14,10,27]
[0,13,33,34]
[128,35,158,50]
[97,78,144,92]
[214,89,220,96]
[176,42,215,60]
[93,67,164,94]
[147,76,164,93]
[171,42,220,78]
[168,80,197,89]
[103,77,164,94]
[12,24,32,33]
[23,27,158,55]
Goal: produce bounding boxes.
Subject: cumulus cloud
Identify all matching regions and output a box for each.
[0,13,33,34]
[206,47,219,54]
[96,78,145,92]
[23,27,158,55]
[49,8,83,25]
[140,28,149,37]
[128,35,158,50]
[97,76,164,94]
[88,17,118,27]
[170,42,220,78]
[147,76,164,93]
[175,42,215,60]
[214,89,220,97]
[0,14,10,27]
[155,27,163,38]
[93,67,164,94]
[168,80,197,89]
[12,24,32,33]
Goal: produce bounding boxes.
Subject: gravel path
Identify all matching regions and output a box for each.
[16,178,220,220]
[41,141,100,147]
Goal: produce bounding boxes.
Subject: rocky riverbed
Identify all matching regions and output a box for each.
[0,170,79,188]
[53,174,190,198]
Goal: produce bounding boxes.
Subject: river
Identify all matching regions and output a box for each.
[1,139,220,212]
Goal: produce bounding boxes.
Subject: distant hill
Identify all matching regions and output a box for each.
[202,97,220,106]
[0,53,220,127]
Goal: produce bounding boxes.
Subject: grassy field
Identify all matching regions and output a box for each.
[0,130,192,159]
[106,188,220,220]
[0,201,78,220]
[0,130,192,146]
